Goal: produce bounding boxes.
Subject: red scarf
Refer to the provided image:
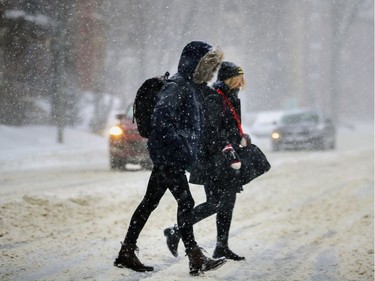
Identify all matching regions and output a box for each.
[216,89,244,137]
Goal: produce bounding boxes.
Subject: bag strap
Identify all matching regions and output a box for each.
[216,89,244,137]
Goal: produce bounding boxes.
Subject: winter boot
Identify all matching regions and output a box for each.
[187,246,226,275]
[114,242,154,272]
[163,224,181,257]
[213,245,245,261]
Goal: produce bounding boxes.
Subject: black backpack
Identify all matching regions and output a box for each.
[133,72,170,138]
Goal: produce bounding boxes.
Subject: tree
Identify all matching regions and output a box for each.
[0,0,54,125]
[329,0,373,123]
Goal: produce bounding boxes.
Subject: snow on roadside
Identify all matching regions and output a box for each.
[0,125,109,172]
[0,123,373,280]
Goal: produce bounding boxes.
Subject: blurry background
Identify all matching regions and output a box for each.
[0,0,373,136]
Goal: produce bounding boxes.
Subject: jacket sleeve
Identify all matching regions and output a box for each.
[204,94,229,154]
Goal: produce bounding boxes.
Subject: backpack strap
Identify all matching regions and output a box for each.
[216,88,244,137]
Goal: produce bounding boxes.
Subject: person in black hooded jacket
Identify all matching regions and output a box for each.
[114,41,225,275]
[164,61,251,261]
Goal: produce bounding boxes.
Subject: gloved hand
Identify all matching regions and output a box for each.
[240,133,252,147]
[222,144,241,169]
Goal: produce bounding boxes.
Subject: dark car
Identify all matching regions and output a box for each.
[271,109,336,151]
[109,105,153,170]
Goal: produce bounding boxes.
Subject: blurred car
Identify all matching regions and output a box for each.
[109,105,153,170]
[271,109,336,151]
[250,110,284,138]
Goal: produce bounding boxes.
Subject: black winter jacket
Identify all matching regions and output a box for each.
[189,81,243,190]
[205,81,242,155]
[147,41,213,169]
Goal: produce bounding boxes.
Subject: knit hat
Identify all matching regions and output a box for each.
[217,61,243,81]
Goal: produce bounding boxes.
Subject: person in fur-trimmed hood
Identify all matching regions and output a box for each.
[164,61,251,261]
[114,41,226,275]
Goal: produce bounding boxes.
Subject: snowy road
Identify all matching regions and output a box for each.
[0,125,373,281]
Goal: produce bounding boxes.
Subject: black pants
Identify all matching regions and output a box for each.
[124,165,197,251]
[191,177,237,246]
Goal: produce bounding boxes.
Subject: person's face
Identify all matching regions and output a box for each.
[228,74,245,90]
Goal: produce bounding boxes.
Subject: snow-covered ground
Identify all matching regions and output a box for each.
[0,123,373,281]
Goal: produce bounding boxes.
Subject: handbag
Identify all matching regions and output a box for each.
[216,89,271,185]
[236,143,271,185]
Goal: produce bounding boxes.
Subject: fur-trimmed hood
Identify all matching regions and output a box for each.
[177,41,224,83]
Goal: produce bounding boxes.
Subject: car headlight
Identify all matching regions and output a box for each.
[109,126,123,136]
[271,132,281,139]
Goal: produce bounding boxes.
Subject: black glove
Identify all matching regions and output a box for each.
[240,133,252,147]
[222,144,241,169]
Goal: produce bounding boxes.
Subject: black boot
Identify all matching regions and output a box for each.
[114,242,154,272]
[163,225,181,257]
[213,245,245,261]
[187,246,226,275]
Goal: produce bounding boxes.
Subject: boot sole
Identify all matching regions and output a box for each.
[114,262,154,272]
[213,254,245,261]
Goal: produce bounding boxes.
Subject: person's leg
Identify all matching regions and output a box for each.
[114,166,167,271]
[165,166,226,274]
[165,166,197,251]
[164,176,221,256]
[213,186,245,260]
[190,179,221,224]
[124,165,168,245]
[216,189,236,247]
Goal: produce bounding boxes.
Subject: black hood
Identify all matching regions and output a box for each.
[177,41,213,79]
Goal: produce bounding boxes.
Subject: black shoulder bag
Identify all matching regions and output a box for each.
[216,89,271,185]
